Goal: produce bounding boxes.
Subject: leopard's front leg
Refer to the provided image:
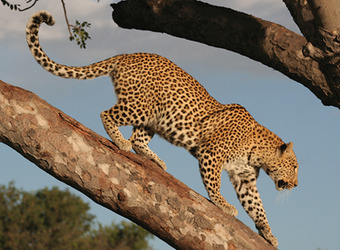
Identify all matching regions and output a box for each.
[198,154,238,216]
[229,168,278,247]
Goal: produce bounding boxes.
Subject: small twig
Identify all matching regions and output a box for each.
[60,0,74,39]
[18,0,39,12]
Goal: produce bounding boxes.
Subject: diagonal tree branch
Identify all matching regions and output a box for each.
[0,80,276,249]
[111,0,340,108]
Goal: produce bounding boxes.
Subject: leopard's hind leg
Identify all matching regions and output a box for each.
[100,105,133,151]
[130,126,166,170]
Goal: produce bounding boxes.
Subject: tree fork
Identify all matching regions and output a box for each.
[283,0,340,107]
[0,80,276,249]
[111,0,340,108]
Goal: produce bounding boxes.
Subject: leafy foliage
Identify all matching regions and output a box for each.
[1,0,20,10]
[87,222,154,250]
[0,182,153,249]
[1,0,39,11]
[70,20,92,49]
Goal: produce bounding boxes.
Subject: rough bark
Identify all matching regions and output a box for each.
[111,0,340,109]
[283,0,340,107]
[0,80,276,249]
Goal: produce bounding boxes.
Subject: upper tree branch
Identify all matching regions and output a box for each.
[0,80,276,250]
[283,0,340,107]
[111,0,340,108]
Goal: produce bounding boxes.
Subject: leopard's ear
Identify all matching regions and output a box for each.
[287,141,294,150]
[276,142,294,157]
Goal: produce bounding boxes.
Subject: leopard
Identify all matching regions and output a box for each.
[26,10,299,247]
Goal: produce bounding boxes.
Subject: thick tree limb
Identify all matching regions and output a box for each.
[0,80,276,249]
[283,0,340,107]
[111,0,340,108]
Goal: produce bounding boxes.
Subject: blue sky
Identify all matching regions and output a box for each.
[1,1,340,249]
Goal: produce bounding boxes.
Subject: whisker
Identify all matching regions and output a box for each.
[275,189,292,206]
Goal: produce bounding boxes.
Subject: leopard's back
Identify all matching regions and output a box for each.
[112,53,223,150]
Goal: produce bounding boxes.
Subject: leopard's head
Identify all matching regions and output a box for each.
[262,142,299,191]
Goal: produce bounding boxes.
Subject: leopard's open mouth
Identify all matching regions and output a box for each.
[276,179,297,191]
[276,180,289,191]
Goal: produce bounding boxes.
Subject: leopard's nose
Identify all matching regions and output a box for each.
[293,177,298,187]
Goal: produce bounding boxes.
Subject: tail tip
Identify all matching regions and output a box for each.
[29,10,55,26]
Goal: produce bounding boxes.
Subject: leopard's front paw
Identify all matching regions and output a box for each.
[116,139,132,152]
[212,196,239,216]
[259,229,278,247]
[154,158,167,171]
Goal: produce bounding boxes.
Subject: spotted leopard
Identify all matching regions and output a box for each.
[26,11,299,247]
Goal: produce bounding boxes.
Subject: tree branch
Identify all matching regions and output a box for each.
[283,0,340,107]
[111,0,340,108]
[0,80,276,249]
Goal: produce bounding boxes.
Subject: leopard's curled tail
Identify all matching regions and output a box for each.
[26,10,120,80]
